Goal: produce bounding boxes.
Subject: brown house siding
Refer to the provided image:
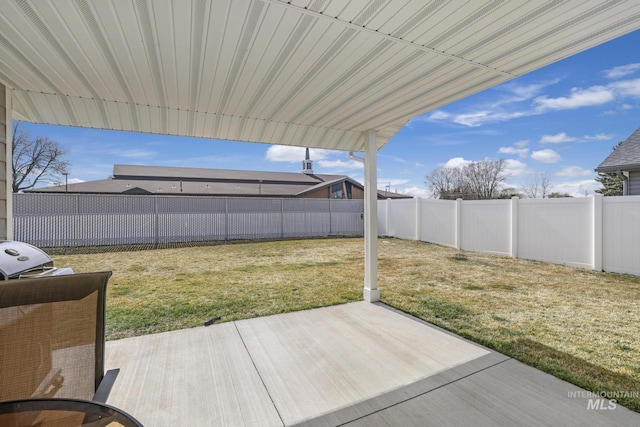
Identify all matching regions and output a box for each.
[299,185,367,199]
[351,186,364,199]
[299,187,331,199]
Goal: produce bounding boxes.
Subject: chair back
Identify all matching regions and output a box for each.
[0,272,112,401]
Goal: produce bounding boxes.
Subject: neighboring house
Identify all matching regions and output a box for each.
[28,150,410,200]
[595,127,640,195]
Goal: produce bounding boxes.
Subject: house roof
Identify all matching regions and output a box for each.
[112,164,343,185]
[29,178,316,197]
[28,164,411,199]
[596,127,640,172]
[2,1,640,152]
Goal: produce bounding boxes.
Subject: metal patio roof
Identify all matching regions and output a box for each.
[2,0,640,152]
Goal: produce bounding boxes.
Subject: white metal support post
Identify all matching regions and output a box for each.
[455,198,463,250]
[363,129,379,302]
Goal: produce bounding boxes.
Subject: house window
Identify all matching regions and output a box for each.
[331,183,343,199]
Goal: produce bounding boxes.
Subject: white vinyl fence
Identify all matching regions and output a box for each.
[379,195,640,276]
[14,194,364,247]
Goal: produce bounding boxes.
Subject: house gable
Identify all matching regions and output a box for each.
[596,127,640,173]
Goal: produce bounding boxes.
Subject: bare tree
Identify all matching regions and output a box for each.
[425,165,464,199]
[522,172,552,198]
[425,159,509,199]
[12,123,70,193]
[464,159,508,199]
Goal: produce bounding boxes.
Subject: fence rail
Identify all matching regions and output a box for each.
[14,194,364,247]
[378,195,640,276]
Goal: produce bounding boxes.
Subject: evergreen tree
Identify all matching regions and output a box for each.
[595,172,623,196]
[595,141,624,196]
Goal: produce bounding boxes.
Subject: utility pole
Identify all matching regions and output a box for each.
[62,171,69,193]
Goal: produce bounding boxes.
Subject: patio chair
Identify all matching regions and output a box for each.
[0,272,118,404]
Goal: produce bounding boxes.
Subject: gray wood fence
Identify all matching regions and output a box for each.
[14,194,364,247]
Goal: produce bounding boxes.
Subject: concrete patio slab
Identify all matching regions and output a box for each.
[104,302,640,426]
[341,358,640,427]
[236,302,497,426]
[105,322,282,426]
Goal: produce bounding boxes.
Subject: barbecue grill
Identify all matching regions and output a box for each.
[0,241,73,280]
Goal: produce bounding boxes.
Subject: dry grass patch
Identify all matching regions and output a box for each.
[53,237,640,411]
[53,239,364,340]
[377,238,640,412]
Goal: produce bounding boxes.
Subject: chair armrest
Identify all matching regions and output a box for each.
[93,368,120,403]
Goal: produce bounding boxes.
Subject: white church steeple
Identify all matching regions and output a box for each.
[302,148,313,174]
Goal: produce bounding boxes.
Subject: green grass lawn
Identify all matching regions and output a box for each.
[52,237,640,412]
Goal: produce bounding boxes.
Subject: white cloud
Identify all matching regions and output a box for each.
[514,140,529,148]
[539,132,577,144]
[111,149,156,159]
[378,154,409,164]
[422,76,640,128]
[552,180,601,197]
[603,103,635,116]
[499,145,529,158]
[534,80,640,113]
[531,149,561,164]
[604,63,640,79]
[266,145,304,162]
[317,159,363,170]
[498,140,530,160]
[266,145,364,172]
[443,157,473,169]
[428,110,451,121]
[428,110,526,127]
[394,186,431,198]
[265,145,331,162]
[610,78,640,97]
[534,86,614,111]
[503,159,530,177]
[448,112,491,127]
[584,133,613,141]
[556,166,593,177]
[500,79,560,100]
[378,179,410,191]
[48,178,85,187]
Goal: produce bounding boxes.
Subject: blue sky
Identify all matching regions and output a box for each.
[19,29,640,198]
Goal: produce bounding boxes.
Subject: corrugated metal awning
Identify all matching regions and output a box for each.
[2,0,640,151]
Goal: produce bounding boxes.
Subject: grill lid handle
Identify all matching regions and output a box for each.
[5,248,19,256]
